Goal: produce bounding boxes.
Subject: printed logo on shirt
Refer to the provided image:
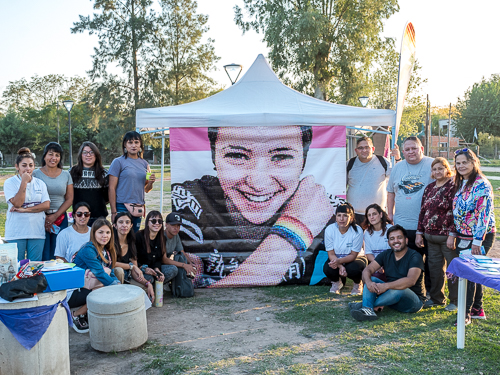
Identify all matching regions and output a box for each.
[398,173,425,195]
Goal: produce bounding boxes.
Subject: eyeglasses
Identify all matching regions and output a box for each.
[455,148,469,155]
[82,151,95,156]
[150,219,163,225]
[356,146,371,151]
[75,212,91,217]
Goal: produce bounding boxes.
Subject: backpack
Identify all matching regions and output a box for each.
[347,155,388,176]
[171,252,194,298]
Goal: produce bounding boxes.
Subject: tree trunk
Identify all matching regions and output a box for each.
[131,0,140,112]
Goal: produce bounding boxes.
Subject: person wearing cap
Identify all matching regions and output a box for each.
[164,212,196,276]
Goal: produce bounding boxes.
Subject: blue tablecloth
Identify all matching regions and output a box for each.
[447,257,500,292]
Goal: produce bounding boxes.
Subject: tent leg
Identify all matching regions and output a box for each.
[160,137,165,214]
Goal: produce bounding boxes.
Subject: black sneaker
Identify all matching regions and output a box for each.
[350,307,378,321]
[348,302,363,312]
[72,314,89,333]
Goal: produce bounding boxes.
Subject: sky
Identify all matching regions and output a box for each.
[0,0,499,108]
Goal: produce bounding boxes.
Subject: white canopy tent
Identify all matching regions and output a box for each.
[136,54,396,211]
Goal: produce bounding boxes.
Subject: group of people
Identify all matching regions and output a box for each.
[2,129,495,331]
[337,136,494,326]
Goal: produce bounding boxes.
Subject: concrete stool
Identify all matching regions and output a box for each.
[87,284,148,352]
[0,290,70,375]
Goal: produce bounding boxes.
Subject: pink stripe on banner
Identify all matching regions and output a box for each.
[170,126,345,151]
[170,128,210,151]
[310,126,346,148]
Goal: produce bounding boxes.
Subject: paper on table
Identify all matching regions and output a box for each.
[0,295,39,304]
[41,263,75,272]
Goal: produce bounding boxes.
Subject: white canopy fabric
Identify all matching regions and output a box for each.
[136,54,395,129]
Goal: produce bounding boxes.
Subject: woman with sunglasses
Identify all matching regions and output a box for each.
[33,142,74,260]
[452,148,495,325]
[113,212,155,302]
[55,202,91,263]
[70,142,109,227]
[135,211,182,286]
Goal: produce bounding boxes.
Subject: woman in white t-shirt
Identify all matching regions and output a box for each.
[3,148,50,261]
[324,203,366,295]
[362,203,392,281]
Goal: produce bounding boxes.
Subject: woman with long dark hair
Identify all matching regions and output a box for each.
[323,203,367,295]
[72,218,120,333]
[70,142,109,226]
[452,149,495,325]
[362,203,392,263]
[113,212,154,301]
[108,131,156,232]
[33,142,73,260]
[3,147,50,261]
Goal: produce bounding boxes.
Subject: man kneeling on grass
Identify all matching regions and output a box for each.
[349,224,426,321]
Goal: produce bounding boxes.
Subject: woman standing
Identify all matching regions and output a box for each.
[415,157,457,311]
[3,148,50,261]
[73,218,120,333]
[135,211,185,286]
[324,203,366,295]
[33,142,73,260]
[113,212,154,301]
[70,142,109,226]
[452,149,495,325]
[109,131,155,232]
[363,204,392,264]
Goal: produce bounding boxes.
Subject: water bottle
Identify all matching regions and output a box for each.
[154,280,163,307]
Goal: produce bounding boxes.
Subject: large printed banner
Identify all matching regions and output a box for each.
[171,125,346,288]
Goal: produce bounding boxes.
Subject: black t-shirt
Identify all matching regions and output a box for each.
[71,167,109,219]
[375,248,425,302]
[135,230,164,269]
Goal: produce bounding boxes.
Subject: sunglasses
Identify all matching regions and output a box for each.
[150,219,163,225]
[75,212,91,217]
[455,148,469,155]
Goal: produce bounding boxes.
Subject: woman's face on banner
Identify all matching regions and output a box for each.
[215,126,304,224]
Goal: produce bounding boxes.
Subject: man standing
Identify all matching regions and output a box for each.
[346,137,394,225]
[349,225,425,321]
[164,212,196,276]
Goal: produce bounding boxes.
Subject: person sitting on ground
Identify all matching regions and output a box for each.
[71,218,120,333]
[113,212,154,301]
[323,202,367,295]
[349,225,425,321]
[54,202,91,263]
[164,212,197,277]
[362,203,393,281]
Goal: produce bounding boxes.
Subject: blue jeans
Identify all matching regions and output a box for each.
[362,277,423,313]
[116,203,142,233]
[10,239,45,261]
[143,265,178,284]
[43,213,68,261]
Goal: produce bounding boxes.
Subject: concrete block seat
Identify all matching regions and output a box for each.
[87,284,148,352]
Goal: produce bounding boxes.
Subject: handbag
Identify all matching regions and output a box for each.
[124,203,145,218]
[84,267,111,290]
[53,213,65,226]
[0,274,48,302]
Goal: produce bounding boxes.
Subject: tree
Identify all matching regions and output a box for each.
[234,0,399,101]
[454,74,500,142]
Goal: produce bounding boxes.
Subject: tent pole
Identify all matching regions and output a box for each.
[160,136,165,214]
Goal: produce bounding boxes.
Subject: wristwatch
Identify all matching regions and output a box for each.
[129,262,134,271]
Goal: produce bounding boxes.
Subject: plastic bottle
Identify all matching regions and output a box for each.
[154,280,163,307]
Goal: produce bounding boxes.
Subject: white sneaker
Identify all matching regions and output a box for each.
[329,281,343,294]
[351,282,363,296]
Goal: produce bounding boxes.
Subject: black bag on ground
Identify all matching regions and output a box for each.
[0,274,48,302]
[171,253,194,298]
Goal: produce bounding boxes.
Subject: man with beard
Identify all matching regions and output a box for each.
[349,225,425,321]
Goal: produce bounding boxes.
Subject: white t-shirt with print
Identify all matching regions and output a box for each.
[324,222,364,257]
[4,176,50,240]
[363,224,393,257]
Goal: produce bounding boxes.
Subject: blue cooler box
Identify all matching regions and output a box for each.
[43,266,85,292]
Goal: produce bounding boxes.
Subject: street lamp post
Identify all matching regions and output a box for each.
[62,100,74,166]
[223,63,243,85]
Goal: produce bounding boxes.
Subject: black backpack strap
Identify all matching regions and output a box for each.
[375,155,388,172]
[346,157,357,175]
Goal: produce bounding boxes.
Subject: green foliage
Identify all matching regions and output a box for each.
[454,74,500,143]
[234,0,399,102]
